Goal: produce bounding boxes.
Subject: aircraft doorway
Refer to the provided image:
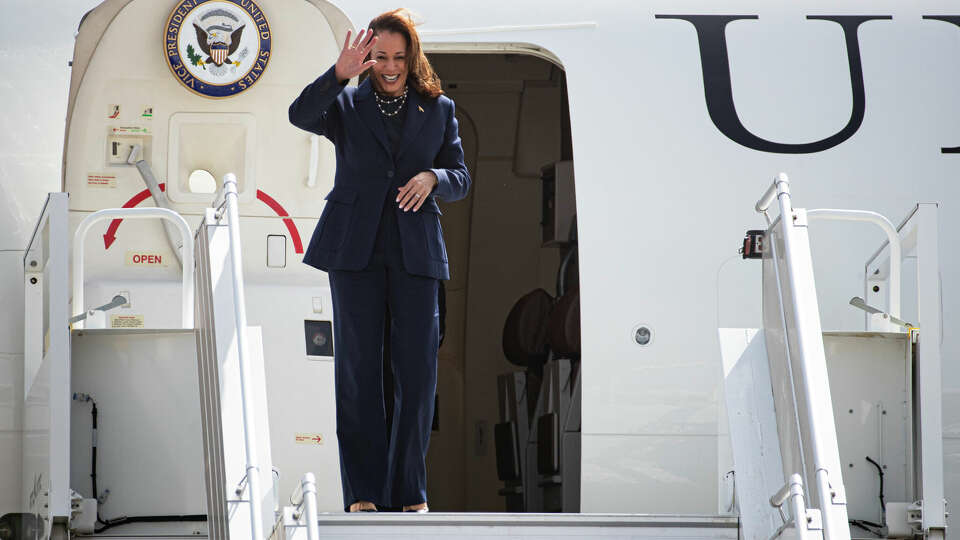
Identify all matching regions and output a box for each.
[416,50,580,512]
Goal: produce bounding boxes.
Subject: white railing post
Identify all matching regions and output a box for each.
[914,204,946,539]
[72,207,194,329]
[221,173,265,540]
[301,473,320,540]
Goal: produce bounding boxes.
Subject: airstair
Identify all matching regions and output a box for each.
[9,172,948,540]
[720,174,946,540]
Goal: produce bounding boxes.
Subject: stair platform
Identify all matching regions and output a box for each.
[307,513,739,539]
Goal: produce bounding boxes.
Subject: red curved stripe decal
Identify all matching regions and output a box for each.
[103,183,166,249]
[256,189,304,254]
[102,184,304,256]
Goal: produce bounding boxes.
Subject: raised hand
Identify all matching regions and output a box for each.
[334,29,378,83]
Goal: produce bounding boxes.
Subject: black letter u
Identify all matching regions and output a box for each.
[655,15,891,154]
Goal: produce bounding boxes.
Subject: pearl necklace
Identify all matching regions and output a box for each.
[374,86,408,117]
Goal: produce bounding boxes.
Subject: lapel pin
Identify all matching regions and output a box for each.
[418,105,424,113]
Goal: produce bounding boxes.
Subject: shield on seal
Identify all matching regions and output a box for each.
[211,42,229,65]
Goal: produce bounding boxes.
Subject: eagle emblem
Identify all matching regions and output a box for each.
[193,23,244,67]
[164,0,272,99]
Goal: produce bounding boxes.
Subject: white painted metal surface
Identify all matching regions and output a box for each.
[822,332,912,525]
[69,329,206,528]
[22,193,71,539]
[721,329,914,539]
[862,203,946,537]
[305,514,739,539]
[761,175,850,540]
[220,173,266,540]
[195,211,276,540]
[907,205,945,539]
[718,328,784,539]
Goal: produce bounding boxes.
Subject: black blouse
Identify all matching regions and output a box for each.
[371,88,411,267]
[376,91,409,155]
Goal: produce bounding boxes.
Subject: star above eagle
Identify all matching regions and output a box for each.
[193,23,245,66]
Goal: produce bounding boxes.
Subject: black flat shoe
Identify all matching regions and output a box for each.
[348,502,377,512]
[403,505,429,513]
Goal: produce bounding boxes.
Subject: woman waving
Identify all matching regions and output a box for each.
[289,8,470,514]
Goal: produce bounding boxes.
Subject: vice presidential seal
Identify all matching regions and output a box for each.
[165,0,272,98]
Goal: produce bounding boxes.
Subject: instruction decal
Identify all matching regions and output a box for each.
[295,433,324,445]
[87,173,117,189]
[111,126,150,135]
[110,315,144,328]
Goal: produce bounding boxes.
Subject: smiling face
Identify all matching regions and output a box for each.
[370,30,409,97]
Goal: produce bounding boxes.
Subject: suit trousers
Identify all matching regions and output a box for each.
[328,199,439,510]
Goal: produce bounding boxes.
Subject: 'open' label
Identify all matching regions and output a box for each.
[125,251,170,267]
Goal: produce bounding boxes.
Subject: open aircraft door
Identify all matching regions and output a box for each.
[21,0,354,537]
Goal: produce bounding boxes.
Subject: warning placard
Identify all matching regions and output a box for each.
[295,433,324,445]
[87,174,117,188]
[110,315,144,328]
[125,251,170,267]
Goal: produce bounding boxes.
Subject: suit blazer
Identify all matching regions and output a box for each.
[289,64,471,280]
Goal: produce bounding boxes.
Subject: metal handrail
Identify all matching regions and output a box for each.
[72,207,194,329]
[301,473,320,540]
[758,173,850,540]
[755,172,789,214]
[806,209,902,321]
[218,173,265,540]
[756,174,904,325]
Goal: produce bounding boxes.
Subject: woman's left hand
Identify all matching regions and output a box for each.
[396,171,439,212]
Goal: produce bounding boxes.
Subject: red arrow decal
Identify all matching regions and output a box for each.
[104,184,165,249]
[256,190,304,254]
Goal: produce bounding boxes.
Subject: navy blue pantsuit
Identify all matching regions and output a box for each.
[329,215,439,508]
[289,64,470,509]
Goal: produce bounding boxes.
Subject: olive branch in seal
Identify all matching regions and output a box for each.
[186,44,206,69]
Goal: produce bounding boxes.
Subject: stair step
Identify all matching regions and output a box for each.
[307,513,739,539]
